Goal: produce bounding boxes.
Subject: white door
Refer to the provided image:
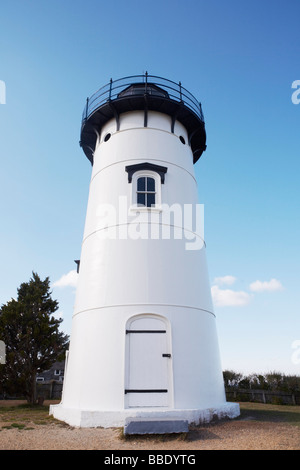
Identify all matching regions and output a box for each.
[125,316,171,407]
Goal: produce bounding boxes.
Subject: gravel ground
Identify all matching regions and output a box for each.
[0,419,299,450]
[0,401,299,450]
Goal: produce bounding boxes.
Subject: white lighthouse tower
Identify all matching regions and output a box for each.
[51,74,239,428]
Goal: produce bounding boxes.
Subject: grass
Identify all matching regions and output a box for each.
[1,422,33,430]
[238,402,300,428]
[0,401,62,431]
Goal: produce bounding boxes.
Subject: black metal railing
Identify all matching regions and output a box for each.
[81,73,204,125]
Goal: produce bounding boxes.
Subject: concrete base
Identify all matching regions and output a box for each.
[124,418,189,435]
[49,402,240,428]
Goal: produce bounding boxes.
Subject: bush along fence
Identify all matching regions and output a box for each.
[225,388,300,405]
[223,370,300,406]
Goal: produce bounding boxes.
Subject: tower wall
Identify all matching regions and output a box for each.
[51,109,239,427]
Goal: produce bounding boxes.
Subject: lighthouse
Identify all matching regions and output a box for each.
[50,74,240,428]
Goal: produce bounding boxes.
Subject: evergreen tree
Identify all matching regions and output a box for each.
[0,272,69,404]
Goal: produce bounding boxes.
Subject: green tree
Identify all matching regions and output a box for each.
[0,272,69,404]
[223,370,243,388]
[264,371,284,391]
[247,373,269,390]
[282,374,300,393]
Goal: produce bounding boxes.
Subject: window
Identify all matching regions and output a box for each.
[125,162,168,211]
[137,176,156,207]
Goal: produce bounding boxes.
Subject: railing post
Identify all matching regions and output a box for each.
[145,71,148,94]
[199,102,203,121]
[85,97,89,120]
[109,78,113,100]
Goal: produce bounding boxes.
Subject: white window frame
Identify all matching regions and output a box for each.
[130,170,162,213]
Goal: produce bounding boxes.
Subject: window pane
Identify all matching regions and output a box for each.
[137,193,145,206]
[137,177,145,191]
[147,193,155,207]
[147,177,155,192]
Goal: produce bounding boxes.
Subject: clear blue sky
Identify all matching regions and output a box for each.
[0,0,299,376]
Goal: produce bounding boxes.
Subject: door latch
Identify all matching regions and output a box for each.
[162,353,171,358]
